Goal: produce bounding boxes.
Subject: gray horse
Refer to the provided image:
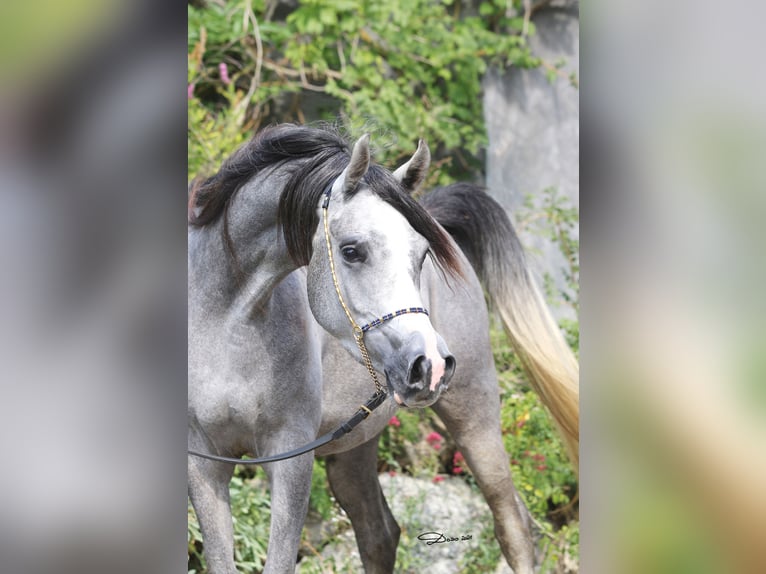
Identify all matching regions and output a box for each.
[188,125,578,573]
[189,125,461,574]
[310,183,578,574]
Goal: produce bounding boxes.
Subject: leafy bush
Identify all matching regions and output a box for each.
[188,472,271,573]
[188,0,542,182]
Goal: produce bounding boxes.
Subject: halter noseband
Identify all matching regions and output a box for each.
[321,179,430,394]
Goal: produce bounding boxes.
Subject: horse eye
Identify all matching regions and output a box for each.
[341,245,363,263]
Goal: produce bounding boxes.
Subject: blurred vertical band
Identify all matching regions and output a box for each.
[582,1,766,573]
[0,1,188,573]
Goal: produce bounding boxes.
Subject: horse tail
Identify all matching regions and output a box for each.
[420,183,579,470]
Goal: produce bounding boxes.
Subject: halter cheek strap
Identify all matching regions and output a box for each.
[321,181,429,393]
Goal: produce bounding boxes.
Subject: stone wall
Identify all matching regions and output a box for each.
[483,1,579,312]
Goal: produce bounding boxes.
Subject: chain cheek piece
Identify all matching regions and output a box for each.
[322,186,383,393]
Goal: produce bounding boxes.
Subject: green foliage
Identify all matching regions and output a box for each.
[188,472,272,573]
[459,521,503,573]
[539,522,580,573]
[499,380,577,515]
[188,0,541,182]
[392,490,435,573]
[519,187,580,314]
[188,461,337,572]
[309,458,334,520]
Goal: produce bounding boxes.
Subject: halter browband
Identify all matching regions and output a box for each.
[187,177,429,466]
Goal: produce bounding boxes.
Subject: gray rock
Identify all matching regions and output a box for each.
[298,474,496,573]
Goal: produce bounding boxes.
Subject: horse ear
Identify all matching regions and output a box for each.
[339,133,371,194]
[393,139,430,195]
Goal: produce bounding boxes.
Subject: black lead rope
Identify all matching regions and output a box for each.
[188,389,388,465]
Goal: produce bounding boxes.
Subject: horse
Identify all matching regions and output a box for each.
[311,182,579,574]
[188,124,579,574]
[188,124,463,574]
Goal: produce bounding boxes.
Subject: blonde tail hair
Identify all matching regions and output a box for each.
[421,184,579,470]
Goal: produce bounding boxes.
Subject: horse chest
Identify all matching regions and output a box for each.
[190,315,320,429]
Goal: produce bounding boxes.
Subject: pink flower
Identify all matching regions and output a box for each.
[536,464,547,471]
[432,475,445,483]
[389,470,397,477]
[219,62,231,85]
[187,83,195,100]
[452,451,466,474]
[426,431,444,450]
[388,416,401,428]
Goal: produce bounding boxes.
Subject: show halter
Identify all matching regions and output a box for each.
[187,177,429,466]
[320,182,429,393]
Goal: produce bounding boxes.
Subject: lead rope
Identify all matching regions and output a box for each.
[321,186,384,395]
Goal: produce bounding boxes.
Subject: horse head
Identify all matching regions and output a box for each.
[307,135,457,408]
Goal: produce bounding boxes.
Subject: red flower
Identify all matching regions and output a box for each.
[452,451,466,473]
[389,470,397,477]
[426,431,444,450]
[388,416,401,428]
[536,464,547,471]
[432,475,445,483]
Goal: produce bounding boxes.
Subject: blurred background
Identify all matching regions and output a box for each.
[0,0,764,572]
[0,1,188,573]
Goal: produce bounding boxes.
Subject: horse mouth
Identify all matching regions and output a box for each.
[384,374,407,406]
[384,371,445,409]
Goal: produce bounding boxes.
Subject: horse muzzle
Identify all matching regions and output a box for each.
[387,351,456,408]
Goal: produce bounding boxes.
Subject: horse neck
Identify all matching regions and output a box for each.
[188,169,298,319]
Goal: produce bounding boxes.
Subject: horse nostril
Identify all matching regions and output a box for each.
[444,355,456,380]
[407,355,429,388]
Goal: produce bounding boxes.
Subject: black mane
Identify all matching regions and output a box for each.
[189,123,461,278]
[188,123,349,226]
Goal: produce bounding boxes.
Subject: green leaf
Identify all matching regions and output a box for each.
[479,2,495,17]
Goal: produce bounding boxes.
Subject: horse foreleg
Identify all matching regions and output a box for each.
[188,457,237,574]
[433,383,536,574]
[261,451,314,574]
[325,438,400,573]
